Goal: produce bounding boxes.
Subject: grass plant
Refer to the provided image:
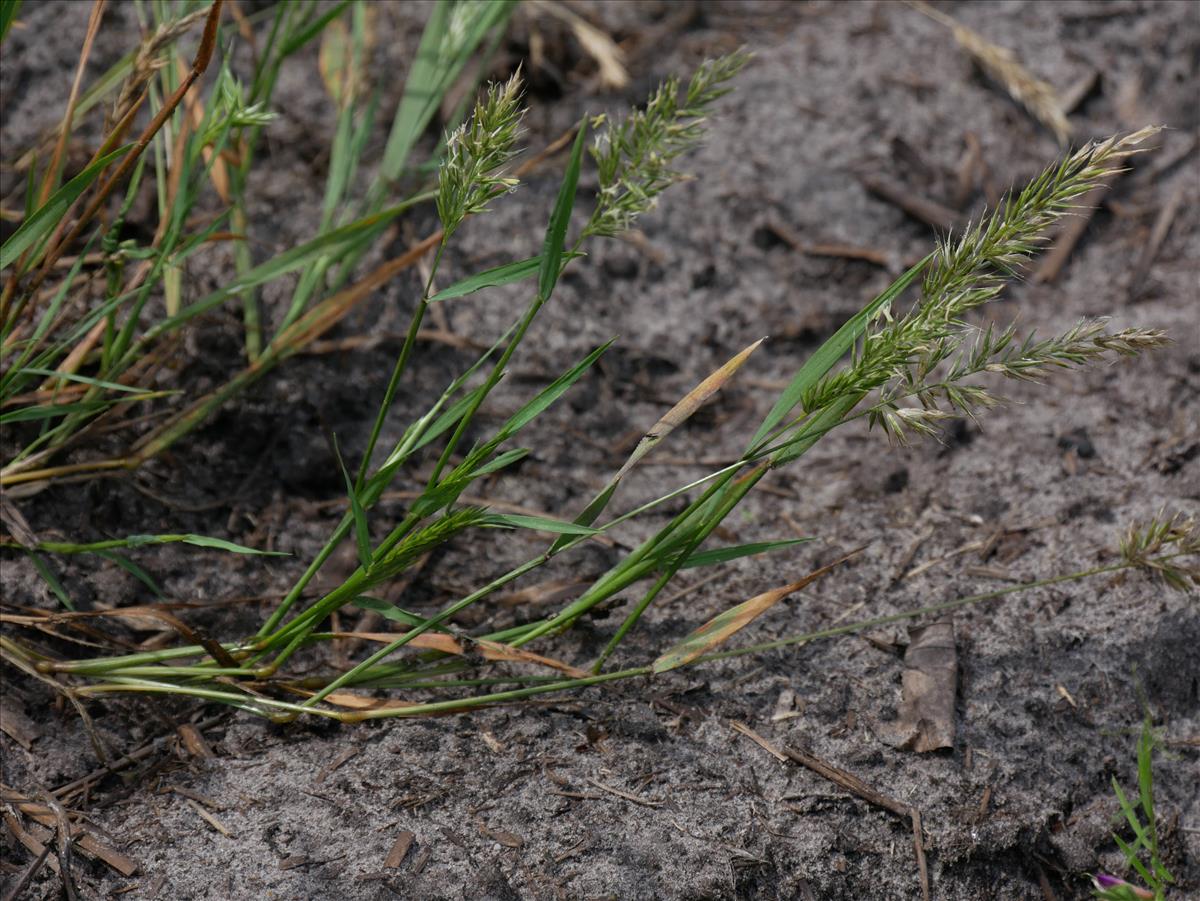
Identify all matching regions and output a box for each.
[0,3,1189,727]
[1092,716,1177,901]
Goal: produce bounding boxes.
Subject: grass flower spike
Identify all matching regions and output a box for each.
[584,49,750,238]
[436,69,526,238]
[796,128,1166,444]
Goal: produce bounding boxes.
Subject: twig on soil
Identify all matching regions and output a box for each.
[908,0,1070,144]
[1127,184,1185,301]
[763,217,895,269]
[184,797,233,836]
[50,714,227,804]
[953,132,984,208]
[731,721,929,901]
[899,538,987,581]
[889,525,935,588]
[315,747,359,784]
[0,788,139,876]
[1059,68,1100,116]
[585,777,663,808]
[0,840,52,901]
[858,174,958,232]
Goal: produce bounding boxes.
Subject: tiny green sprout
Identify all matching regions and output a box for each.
[1091,873,1155,901]
[1095,716,1176,901]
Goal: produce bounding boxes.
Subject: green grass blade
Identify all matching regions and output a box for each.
[496,339,612,439]
[174,534,286,556]
[26,551,74,610]
[1,403,98,424]
[0,0,22,43]
[377,0,515,188]
[1111,831,1154,888]
[25,534,284,557]
[352,596,445,631]
[410,450,529,516]
[747,253,930,451]
[149,200,421,338]
[15,368,156,395]
[679,538,813,569]
[1,145,131,271]
[280,0,352,56]
[1112,777,1151,856]
[539,121,588,301]
[428,253,583,303]
[94,550,164,597]
[333,436,372,569]
[481,513,600,536]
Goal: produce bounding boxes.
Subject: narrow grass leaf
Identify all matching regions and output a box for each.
[16,368,156,394]
[539,121,588,301]
[0,0,21,44]
[159,203,416,333]
[72,47,135,120]
[57,533,291,556]
[748,254,930,450]
[26,551,74,610]
[0,402,105,424]
[498,339,611,438]
[1,145,131,270]
[549,482,618,554]
[680,537,812,569]
[177,534,287,556]
[1137,719,1156,835]
[652,547,864,673]
[410,452,528,515]
[332,436,371,569]
[410,386,488,453]
[470,448,529,479]
[428,253,583,303]
[95,550,164,597]
[280,0,353,56]
[352,596,445,631]
[482,513,600,536]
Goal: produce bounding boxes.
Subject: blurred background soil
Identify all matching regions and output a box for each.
[1,1,1198,898]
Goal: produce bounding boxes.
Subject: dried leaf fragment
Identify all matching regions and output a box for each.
[881,620,958,752]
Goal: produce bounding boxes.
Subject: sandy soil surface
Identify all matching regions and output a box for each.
[2,1,1198,898]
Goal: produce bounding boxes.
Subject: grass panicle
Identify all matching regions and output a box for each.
[436,68,525,238]
[1119,511,1199,591]
[798,128,1164,444]
[584,48,750,238]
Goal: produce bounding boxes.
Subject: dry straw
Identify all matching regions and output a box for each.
[910,1,1072,145]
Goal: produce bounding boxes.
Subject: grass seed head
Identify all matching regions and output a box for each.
[436,69,526,238]
[584,48,751,238]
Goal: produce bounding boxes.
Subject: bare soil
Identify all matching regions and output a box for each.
[2,1,1198,899]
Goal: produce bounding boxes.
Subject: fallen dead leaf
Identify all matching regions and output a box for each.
[881,621,958,752]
